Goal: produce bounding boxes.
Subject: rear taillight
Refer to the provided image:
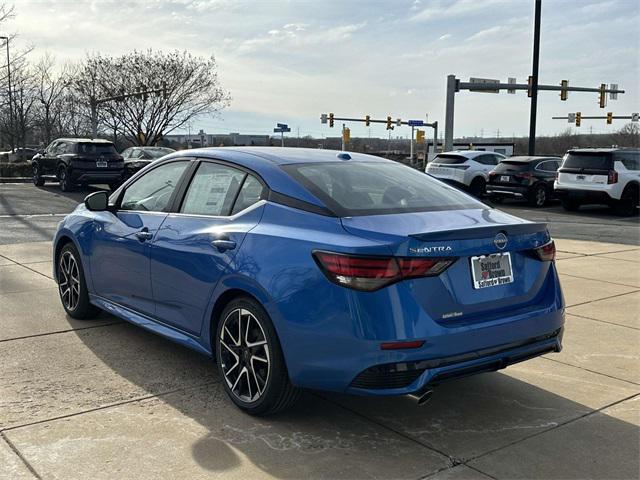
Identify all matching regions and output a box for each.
[607,170,618,184]
[532,240,555,262]
[515,172,533,179]
[312,251,456,291]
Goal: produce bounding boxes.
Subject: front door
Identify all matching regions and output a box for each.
[150,161,266,335]
[90,160,191,316]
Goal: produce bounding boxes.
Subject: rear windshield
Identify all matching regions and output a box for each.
[433,154,467,165]
[562,153,612,170]
[283,161,484,216]
[77,143,118,155]
[493,161,531,172]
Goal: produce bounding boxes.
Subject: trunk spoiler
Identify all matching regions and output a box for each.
[409,222,548,242]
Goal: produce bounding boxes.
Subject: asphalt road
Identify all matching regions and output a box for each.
[0,182,638,245]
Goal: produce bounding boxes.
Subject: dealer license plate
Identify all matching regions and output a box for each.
[96,161,108,168]
[500,175,510,182]
[470,252,514,289]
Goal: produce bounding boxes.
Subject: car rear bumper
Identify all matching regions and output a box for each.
[487,184,529,198]
[70,170,123,184]
[554,188,615,203]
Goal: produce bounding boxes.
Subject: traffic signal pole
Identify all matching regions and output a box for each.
[528,0,542,155]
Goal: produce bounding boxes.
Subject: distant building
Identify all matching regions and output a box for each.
[165,130,271,148]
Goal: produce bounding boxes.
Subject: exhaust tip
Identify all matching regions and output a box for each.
[409,389,434,406]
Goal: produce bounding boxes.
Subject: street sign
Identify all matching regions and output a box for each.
[407,120,425,126]
[568,113,576,123]
[507,77,516,94]
[277,123,288,129]
[274,127,291,132]
[396,118,402,127]
[632,113,639,122]
[320,114,327,124]
[610,84,618,100]
[469,77,499,93]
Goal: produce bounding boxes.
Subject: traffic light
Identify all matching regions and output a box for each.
[599,84,606,108]
[527,76,533,98]
[365,115,370,127]
[329,113,334,128]
[560,80,568,101]
[416,130,425,144]
[342,127,350,144]
[607,112,613,125]
[575,112,581,127]
[386,116,392,130]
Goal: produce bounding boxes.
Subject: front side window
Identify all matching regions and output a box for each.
[284,161,484,216]
[180,162,245,216]
[120,161,189,212]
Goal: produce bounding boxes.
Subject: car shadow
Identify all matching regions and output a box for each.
[71,317,640,478]
[35,183,110,203]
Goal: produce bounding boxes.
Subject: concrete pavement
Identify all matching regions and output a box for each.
[0,239,638,479]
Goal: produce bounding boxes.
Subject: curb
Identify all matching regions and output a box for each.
[0,177,31,183]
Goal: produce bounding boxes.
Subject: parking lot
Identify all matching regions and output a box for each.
[1,183,639,479]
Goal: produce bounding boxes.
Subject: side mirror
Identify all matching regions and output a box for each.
[84,191,109,211]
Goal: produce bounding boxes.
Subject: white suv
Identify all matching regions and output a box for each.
[426,151,506,197]
[555,148,639,216]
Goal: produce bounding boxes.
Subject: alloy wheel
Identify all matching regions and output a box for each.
[58,251,80,311]
[536,186,546,206]
[219,308,270,403]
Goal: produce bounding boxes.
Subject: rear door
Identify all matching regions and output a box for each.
[558,152,612,186]
[150,160,266,335]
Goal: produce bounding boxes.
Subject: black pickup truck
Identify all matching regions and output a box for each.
[32,138,124,191]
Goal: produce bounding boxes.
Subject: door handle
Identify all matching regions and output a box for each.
[211,239,236,252]
[135,230,153,241]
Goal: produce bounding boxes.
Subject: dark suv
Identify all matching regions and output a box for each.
[487,156,561,207]
[32,138,124,191]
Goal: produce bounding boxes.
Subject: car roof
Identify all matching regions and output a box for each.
[568,147,639,153]
[437,150,493,158]
[56,138,114,144]
[502,156,560,162]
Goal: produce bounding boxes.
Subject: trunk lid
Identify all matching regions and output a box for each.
[557,152,612,187]
[341,208,552,325]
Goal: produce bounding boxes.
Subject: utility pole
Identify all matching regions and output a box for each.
[410,125,414,161]
[528,0,542,155]
[341,123,346,151]
[444,74,456,153]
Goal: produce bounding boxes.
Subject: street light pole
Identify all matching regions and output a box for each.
[1,36,14,152]
[528,0,542,155]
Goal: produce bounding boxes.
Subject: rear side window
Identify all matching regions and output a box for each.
[494,161,531,173]
[78,143,118,155]
[231,175,265,214]
[434,154,467,164]
[180,162,245,216]
[615,152,639,171]
[283,161,484,216]
[562,153,612,170]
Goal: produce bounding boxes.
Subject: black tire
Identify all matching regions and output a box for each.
[57,243,101,319]
[58,166,74,192]
[562,199,580,211]
[614,186,639,216]
[215,296,301,415]
[469,177,486,198]
[32,164,45,186]
[528,183,547,207]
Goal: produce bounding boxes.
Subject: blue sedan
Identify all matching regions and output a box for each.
[53,147,564,415]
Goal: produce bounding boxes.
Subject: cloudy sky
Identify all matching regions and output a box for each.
[7,0,640,139]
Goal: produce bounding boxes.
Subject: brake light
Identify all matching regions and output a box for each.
[533,240,555,262]
[312,251,456,291]
[380,340,425,350]
[607,170,618,184]
[515,172,533,179]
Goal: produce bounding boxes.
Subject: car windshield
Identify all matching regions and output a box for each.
[433,154,468,164]
[283,161,484,216]
[562,153,612,170]
[494,161,531,172]
[78,143,118,155]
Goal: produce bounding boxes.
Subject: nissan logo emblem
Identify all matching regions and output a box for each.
[494,232,508,250]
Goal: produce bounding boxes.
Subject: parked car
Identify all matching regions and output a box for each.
[554,148,639,216]
[487,156,561,207]
[120,146,175,178]
[53,147,564,415]
[0,148,38,163]
[32,138,124,191]
[426,150,506,197]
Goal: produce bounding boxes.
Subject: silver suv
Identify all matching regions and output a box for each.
[554,148,639,216]
[426,150,506,197]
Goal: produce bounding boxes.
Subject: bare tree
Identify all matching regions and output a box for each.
[33,53,67,145]
[68,49,230,145]
[614,123,640,148]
